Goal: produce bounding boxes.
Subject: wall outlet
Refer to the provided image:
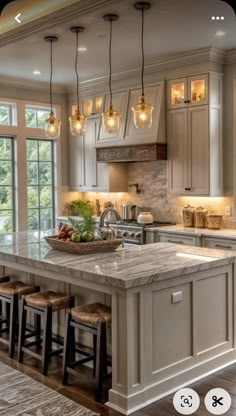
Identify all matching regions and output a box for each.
[225,206,232,216]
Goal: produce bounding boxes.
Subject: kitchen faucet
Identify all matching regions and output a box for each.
[99,207,121,228]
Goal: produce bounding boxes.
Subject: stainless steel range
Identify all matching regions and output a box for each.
[109,220,174,246]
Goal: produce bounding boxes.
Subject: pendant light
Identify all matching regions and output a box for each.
[69,26,86,136]
[44,36,61,139]
[102,14,120,134]
[132,2,153,129]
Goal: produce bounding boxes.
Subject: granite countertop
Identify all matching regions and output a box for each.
[146,225,236,240]
[0,231,235,289]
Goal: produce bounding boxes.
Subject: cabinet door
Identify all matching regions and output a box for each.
[69,134,83,191]
[167,78,187,109]
[188,74,208,106]
[125,84,162,144]
[167,108,188,195]
[188,105,209,195]
[83,117,97,189]
[81,95,104,116]
[159,233,198,246]
[202,237,236,251]
[97,90,128,146]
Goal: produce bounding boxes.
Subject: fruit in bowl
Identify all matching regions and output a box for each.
[71,232,82,243]
[81,231,94,242]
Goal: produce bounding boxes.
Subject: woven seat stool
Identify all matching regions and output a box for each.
[0,279,38,358]
[18,291,74,375]
[63,302,111,402]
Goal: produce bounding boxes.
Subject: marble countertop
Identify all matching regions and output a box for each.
[146,225,236,239]
[0,231,235,289]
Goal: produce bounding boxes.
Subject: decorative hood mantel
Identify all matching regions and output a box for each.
[96,143,167,163]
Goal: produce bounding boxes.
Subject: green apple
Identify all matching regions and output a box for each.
[81,231,94,242]
[71,232,81,243]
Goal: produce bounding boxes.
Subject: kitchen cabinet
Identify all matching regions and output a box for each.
[167,72,223,196]
[202,237,236,251]
[81,95,104,116]
[158,232,201,246]
[69,116,128,192]
[96,90,128,146]
[167,74,208,109]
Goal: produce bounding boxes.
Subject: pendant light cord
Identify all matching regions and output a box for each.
[50,40,53,113]
[75,31,80,109]
[141,7,145,97]
[109,18,113,107]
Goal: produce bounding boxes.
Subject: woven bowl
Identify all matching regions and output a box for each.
[44,236,122,255]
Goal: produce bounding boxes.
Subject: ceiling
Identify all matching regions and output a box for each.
[0,0,235,89]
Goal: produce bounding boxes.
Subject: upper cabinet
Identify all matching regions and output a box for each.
[167,74,208,109]
[82,95,104,116]
[69,116,128,193]
[167,72,223,197]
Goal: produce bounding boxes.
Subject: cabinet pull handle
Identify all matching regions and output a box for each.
[167,239,184,244]
[215,244,232,249]
[92,185,97,187]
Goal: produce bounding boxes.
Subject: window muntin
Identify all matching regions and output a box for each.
[0,103,16,126]
[0,137,15,233]
[27,139,55,231]
[25,106,56,128]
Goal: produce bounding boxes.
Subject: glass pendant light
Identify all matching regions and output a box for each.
[132,2,153,129]
[102,14,120,134]
[69,27,86,136]
[44,36,61,139]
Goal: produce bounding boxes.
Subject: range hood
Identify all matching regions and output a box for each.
[96,143,167,163]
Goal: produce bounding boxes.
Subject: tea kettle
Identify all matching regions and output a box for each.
[121,202,137,221]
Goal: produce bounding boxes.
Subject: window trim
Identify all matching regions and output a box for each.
[0,136,16,233]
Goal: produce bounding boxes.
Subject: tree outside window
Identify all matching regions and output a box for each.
[0,137,15,233]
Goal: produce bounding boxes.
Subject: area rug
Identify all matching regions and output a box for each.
[0,361,99,416]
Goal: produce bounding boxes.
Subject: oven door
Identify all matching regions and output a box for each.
[123,239,141,248]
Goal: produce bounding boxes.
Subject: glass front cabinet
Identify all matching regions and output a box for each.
[167,74,208,109]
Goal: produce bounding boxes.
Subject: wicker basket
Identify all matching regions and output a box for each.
[44,236,122,255]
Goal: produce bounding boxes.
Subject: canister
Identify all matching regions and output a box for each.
[194,206,208,228]
[182,205,195,227]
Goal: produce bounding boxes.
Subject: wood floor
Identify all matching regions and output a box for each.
[0,343,236,415]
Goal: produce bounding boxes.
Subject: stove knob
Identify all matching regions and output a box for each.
[116,230,121,237]
[129,232,136,238]
[135,232,142,238]
[121,231,128,238]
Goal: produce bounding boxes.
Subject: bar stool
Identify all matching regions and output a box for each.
[63,302,111,401]
[18,291,74,375]
[0,279,37,358]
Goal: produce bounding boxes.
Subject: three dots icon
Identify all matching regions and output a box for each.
[211,16,225,20]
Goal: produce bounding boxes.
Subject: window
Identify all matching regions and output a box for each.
[0,102,16,126]
[27,139,55,231]
[25,106,54,128]
[0,137,15,233]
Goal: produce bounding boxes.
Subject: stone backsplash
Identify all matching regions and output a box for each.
[63,161,235,228]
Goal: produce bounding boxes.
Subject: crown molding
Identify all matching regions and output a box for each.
[0,0,113,47]
[66,46,226,93]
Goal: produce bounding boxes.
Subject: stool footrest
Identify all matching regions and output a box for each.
[49,348,63,357]
[69,355,95,368]
[22,347,42,361]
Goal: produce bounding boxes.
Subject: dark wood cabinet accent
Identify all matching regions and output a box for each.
[96,143,167,163]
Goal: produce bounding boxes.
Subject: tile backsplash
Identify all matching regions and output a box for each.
[63,161,235,228]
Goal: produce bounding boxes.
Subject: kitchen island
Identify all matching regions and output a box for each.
[0,231,236,415]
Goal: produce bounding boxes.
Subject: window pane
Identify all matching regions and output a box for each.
[40,208,53,230]
[27,140,38,160]
[37,110,49,128]
[0,162,12,185]
[0,105,10,125]
[25,108,36,128]
[0,211,13,233]
[40,186,52,208]
[27,161,38,185]
[28,209,39,230]
[0,138,11,159]
[28,186,39,208]
[39,141,52,161]
[0,187,13,209]
[39,162,52,185]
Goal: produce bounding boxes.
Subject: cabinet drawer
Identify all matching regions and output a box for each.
[159,233,197,246]
[202,237,236,251]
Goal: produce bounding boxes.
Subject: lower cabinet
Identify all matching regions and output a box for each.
[202,237,236,251]
[69,116,128,192]
[158,232,201,247]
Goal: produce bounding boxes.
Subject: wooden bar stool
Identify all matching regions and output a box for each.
[18,291,74,375]
[0,280,37,358]
[63,302,111,402]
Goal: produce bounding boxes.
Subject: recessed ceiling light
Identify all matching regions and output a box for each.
[215,30,226,37]
[33,69,41,75]
[77,46,87,52]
